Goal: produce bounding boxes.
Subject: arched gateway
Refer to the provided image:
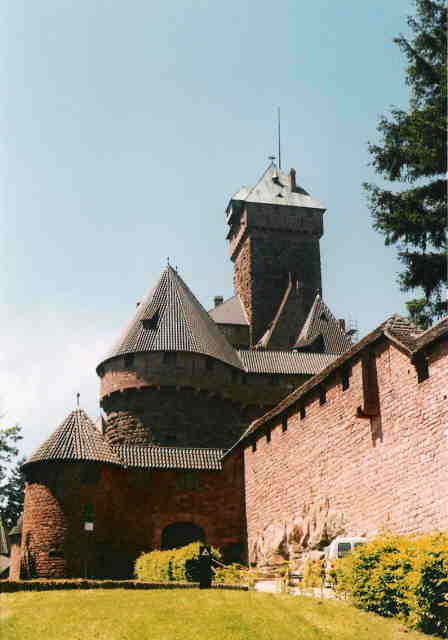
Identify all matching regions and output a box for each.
[161,522,205,550]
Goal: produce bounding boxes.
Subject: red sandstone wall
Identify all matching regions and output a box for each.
[9,539,21,580]
[21,454,245,579]
[243,337,448,563]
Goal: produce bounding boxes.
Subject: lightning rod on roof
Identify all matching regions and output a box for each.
[76,392,80,408]
[277,107,282,171]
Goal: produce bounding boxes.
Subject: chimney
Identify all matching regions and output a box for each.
[214,296,224,308]
[289,168,296,191]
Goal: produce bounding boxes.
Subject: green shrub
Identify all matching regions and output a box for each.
[332,532,448,637]
[212,563,262,587]
[135,542,221,583]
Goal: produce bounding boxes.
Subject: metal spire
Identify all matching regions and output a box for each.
[277,107,282,171]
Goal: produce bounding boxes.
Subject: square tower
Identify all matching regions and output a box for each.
[226,164,326,346]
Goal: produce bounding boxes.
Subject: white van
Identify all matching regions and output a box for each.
[325,536,367,561]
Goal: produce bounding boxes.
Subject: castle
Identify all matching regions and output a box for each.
[10,162,447,580]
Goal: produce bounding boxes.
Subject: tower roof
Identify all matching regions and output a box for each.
[230,164,325,210]
[294,295,352,355]
[23,409,121,467]
[208,295,249,326]
[100,265,243,370]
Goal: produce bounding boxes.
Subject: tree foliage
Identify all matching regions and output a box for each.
[365,0,447,328]
[0,457,26,530]
[0,424,24,530]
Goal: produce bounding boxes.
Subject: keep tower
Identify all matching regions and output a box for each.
[226,163,325,347]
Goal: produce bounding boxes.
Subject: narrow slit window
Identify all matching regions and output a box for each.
[124,354,134,368]
[414,353,429,383]
[300,406,306,420]
[319,387,327,405]
[341,368,350,391]
[282,415,288,432]
[252,440,257,452]
[266,428,271,443]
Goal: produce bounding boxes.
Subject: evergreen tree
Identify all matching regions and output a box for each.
[364,0,447,328]
[0,458,25,530]
[0,425,24,530]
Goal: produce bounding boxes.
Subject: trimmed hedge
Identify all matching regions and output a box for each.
[333,532,448,637]
[135,542,221,583]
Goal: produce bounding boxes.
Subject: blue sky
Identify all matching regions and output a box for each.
[2,0,415,456]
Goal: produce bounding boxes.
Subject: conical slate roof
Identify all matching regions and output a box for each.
[24,409,121,467]
[230,164,325,210]
[100,265,243,369]
[294,295,352,355]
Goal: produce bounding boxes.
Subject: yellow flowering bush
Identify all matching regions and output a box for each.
[332,532,448,637]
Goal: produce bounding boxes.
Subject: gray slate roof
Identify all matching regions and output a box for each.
[294,295,352,355]
[238,349,336,375]
[114,445,224,471]
[208,296,249,326]
[23,409,224,472]
[100,265,242,370]
[230,165,325,210]
[24,409,121,467]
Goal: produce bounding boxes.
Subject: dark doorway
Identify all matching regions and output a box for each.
[161,522,205,550]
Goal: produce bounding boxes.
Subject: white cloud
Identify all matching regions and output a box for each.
[0,312,114,458]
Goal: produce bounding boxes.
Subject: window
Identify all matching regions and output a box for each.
[252,440,257,452]
[414,353,429,383]
[341,367,350,391]
[270,376,279,386]
[142,310,159,330]
[319,387,326,405]
[83,504,94,522]
[81,465,99,485]
[124,353,134,368]
[337,542,351,558]
[178,472,199,490]
[163,352,177,365]
[299,406,306,420]
[282,415,288,433]
[266,428,271,443]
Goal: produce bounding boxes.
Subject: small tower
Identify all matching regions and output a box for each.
[226,163,325,346]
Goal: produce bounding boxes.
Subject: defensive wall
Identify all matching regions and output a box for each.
[233,322,447,567]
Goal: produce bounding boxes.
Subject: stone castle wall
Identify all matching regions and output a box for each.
[20,453,245,579]
[241,336,448,567]
[99,352,307,448]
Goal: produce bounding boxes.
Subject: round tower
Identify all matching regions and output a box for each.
[20,409,121,578]
[97,265,253,449]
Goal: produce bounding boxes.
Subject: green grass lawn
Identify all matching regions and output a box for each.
[1,589,433,640]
